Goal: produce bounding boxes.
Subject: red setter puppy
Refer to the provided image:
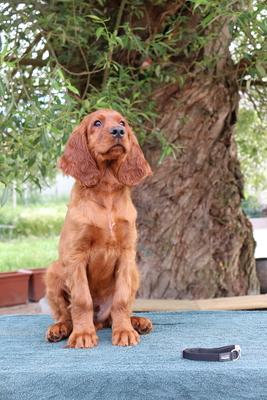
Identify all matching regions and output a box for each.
[45,109,153,348]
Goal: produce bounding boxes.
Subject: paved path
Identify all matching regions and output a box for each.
[0,302,43,316]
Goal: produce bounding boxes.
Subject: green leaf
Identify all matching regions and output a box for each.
[228,20,235,35]
[121,35,128,47]
[1,74,9,91]
[0,77,5,96]
[246,78,251,92]
[249,67,256,79]
[201,12,216,26]
[5,61,16,68]
[190,0,211,3]
[46,13,56,21]
[178,75,184,87]
[51,78,61,90]
[133,91,141,100]
[1,187,9,207]
[115,36,124,47]
[67,85,80,95]
[96,96,107,105]
[109,35,118,46]
[154,34,164,39]
[88,15,102,20]
[39,164,47,178]
[0,39,10,63]
[242,52,252,62]
[28,156,37,168]
[166,147,173,156]
[256,63,266,78]
[18,148,24,158]
[157,147,168,166]
[50,126,61,135]
[57,68,65,81]
[96,27,104,40]
[33,136,41,146]
[258,22,267,35]
[155,65,161,78]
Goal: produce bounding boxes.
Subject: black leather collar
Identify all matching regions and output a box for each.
[182,345,241,362]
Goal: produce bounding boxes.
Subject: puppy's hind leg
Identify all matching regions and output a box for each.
[45,261,73,343]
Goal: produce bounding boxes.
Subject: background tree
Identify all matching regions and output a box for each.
[236,103,267,203]
[1,0,266,298]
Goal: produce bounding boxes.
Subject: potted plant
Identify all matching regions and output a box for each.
[23,268,47,302]
[0,270,31,307]
[255,259,267,294]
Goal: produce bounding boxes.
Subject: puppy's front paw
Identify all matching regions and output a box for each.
[46,321,72,342]
[65,330,98,349]
[131,316,153,335]
[112,329,140,347]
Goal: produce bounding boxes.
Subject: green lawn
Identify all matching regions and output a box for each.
[0,236,59,272]
[0,203,66,238]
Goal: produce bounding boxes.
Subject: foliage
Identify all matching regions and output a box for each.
[0,180,70,208]
[0,203,66,238]
[0,199,66,272]
[241,195,264,218]
[1,0,267,204]
[0,236,58,272]
[236,101,267,198]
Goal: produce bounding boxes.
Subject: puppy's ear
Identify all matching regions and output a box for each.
[58,120,101,187]
[118,128,152,188]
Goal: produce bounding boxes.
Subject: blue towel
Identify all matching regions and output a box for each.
[0,311,266,400]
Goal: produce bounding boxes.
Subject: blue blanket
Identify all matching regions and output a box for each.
[0,311,266,400]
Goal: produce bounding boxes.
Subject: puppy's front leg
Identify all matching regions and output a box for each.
[65,253,98,349]
[111,252,140,347]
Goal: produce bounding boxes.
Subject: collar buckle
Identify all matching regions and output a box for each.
[231,345,241,361]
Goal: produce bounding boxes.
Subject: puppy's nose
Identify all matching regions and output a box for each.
[110,126,125,139]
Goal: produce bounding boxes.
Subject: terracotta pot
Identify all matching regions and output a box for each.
[256,258,267,294]
[0,271,31,307]
[24,268,47,302]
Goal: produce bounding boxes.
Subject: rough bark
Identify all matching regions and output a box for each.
[134,76,259,299]
[130,3,260,299]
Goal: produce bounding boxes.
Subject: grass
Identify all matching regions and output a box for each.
[0,198,67,272]
[0,236,59,272]
[0,203,66,238]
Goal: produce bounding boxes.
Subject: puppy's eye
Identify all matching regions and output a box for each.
[93,120,102,127]
[119,121,125,126]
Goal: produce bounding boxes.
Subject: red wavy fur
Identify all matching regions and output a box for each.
[45,109,153,348]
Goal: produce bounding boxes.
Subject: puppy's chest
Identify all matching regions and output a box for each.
[85,199,136,238]
[106,208,117,239]
[83,210,133,246]
[85,215,132,272]
[97,215,131,245]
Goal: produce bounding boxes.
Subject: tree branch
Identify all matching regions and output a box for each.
[102,0,127,88]
[240,79,267,88]
[8,58,47,68]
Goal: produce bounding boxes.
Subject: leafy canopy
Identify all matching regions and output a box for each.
[1,0,267,204]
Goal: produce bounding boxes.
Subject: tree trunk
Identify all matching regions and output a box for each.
[131,6,260,299]
[134,78,259,299]
[134,77,259,298]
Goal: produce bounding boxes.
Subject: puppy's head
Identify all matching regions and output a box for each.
[58,109,151,188]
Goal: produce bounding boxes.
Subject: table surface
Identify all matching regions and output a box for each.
[1,311,267,400]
